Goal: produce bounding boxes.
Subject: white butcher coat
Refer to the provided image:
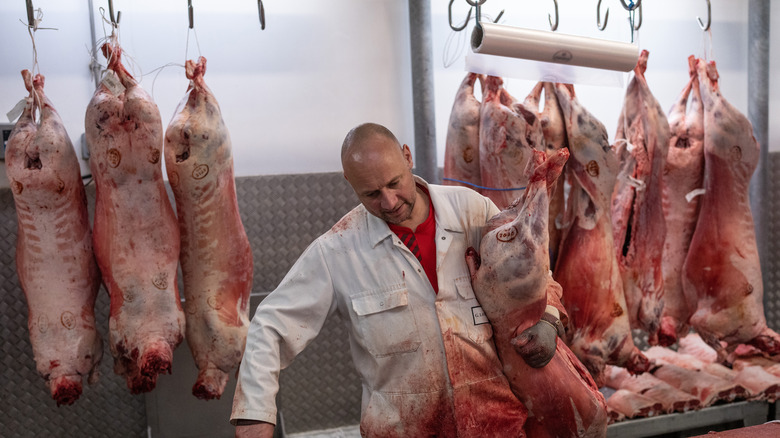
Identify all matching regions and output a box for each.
[231,178,532,436]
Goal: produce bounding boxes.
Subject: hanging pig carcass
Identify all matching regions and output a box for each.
[6,70,103,405]
[85,40,185,393]
[164,57,254,400]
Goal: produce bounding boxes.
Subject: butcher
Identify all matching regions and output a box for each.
[231,123,566,437]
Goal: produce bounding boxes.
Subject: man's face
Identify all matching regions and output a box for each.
[344,136,418,227]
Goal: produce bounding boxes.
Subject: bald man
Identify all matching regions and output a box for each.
[232,123,564,437]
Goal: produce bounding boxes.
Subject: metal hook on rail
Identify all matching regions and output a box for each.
[596,0,609,31]
[697,0,711,31]
[451,0,502,33]
[618,0,641,12]
[107,0,120,27]
[448,0,472,32]
[632,2,642,30]
[549,0,558,31]
[466,0,487,32]
[258,0,265,30]
[188,0,194,29]
[619,0,642,31]
[25,0,35,28]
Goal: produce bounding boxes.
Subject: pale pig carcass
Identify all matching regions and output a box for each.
[611,50,669,343]
[165,57,254,399]
[552,83,650,387]
[606,389,664,421]
[467,148,607,438]
[443,73,483,191]
[6,71,102,405]
[682,57,780,358]
[85,41,185,393]
[479,76,543,210]
[645,345,780,402]
[605,365,701,414]
[658,55,705,346]
[650,361,748,407]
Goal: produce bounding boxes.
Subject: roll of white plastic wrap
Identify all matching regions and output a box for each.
[471,22,639,72]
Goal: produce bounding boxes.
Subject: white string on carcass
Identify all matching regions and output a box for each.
[145,62,185,99]
[19,7,57,123]
[185,26,202,65]
[685,188,706,203]
[626,175,646,191]
[614,13,638,154]
[613,138,636,153]
[700,28,714,62]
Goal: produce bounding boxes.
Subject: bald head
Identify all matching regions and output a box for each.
[340,123,425,228]
[341,123,403,168]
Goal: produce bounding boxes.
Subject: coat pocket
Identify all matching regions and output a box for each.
[352,287,421,357]
[455,277,494,344]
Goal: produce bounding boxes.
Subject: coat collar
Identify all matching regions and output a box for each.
[364,176,465,248]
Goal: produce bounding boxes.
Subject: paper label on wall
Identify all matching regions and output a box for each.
[102,71,126,96]
[6,98,28,123]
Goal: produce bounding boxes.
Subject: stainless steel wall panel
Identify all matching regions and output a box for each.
[0,188,147,438]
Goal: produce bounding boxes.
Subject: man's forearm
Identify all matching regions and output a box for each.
[235,420,275,438]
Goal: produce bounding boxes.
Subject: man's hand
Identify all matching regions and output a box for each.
[235,420,275,438]
[511,318,558,368]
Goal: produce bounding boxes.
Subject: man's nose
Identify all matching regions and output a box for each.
[380,190,397,210]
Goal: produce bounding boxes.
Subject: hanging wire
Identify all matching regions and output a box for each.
[20,0,57,120]
[618,0,642,42]
[185,0,202,62]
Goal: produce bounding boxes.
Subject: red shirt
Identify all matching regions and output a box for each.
[388,185,438,293]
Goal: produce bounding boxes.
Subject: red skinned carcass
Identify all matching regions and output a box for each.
[611,50,670,343]
[165,57,254,399]
[553,83,650,387]
[443,73,484,191]
[682,57,780,359]
[467,148,607,438]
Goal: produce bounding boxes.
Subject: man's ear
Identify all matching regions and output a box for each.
[402,144,414,169]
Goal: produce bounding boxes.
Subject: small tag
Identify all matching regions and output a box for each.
[6,98,27,122]
[101,70,126,96]
[685,188,706,203]
[626,175,646,191]
[472,306,489,325]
